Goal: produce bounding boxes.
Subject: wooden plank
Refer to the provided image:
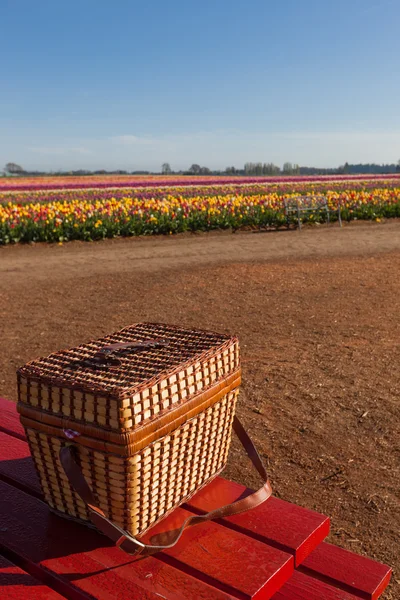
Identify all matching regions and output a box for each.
[0,428,319,571]
[0,432,41,497]
[300,541,392,600]
[0,478,238,599]
[0,554,65,600]
[185,477,330,565]
[0,411,326,572]
[272,570,365,599]
[1,400,391,599]
[142,506,293,600]
[0,398,25,441]
[0,429,294,598]
[0,480,292,600]
[0,401,392,599]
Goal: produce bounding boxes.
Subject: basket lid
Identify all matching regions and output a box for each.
[18,323,239,401]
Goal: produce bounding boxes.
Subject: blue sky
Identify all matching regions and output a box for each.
[1,0,399,171]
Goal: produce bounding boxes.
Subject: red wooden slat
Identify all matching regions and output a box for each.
[0,479,291,600]
[0,426,329,571]
[0,400,392,600]
[272,570,365,599]
[0,398,25,440]
[0,554,64,600]
[0,396,328,558]
[0,422,329,592]
[0,432,41,497]
[185,477,330,565]
[0,400,393,599]
[142,506,293,600]
[300,541,392,600]
[0,431,294,598]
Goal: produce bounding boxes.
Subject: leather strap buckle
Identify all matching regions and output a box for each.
[116,533,146,554]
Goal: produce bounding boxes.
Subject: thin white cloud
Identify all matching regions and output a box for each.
[110,135,158,146]
[111,129,400,144]
[27,146,91,155]
[12,128,400,171]
[263,130,400,142]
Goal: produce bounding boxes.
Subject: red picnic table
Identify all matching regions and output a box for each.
[0,397,392,600]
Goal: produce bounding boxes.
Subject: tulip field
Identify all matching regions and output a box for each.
[1,175,400,244]
[1,172,399,192]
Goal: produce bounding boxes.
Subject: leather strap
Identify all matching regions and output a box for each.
[59,416,272,556]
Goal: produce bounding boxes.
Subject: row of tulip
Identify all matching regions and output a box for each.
[1,187,399,244]
[2,178,400,206]
[1,173,399,192]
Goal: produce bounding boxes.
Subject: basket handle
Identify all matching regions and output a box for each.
[96,339,169,356]
[65,339,170,371]
[59,416,272,556]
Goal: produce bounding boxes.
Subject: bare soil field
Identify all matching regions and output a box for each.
[1,221,399,597]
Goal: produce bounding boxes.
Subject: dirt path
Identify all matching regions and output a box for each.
[1,221,399,597]
[2,221,400,284]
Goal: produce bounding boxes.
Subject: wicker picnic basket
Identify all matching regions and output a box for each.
[17,323,271,555]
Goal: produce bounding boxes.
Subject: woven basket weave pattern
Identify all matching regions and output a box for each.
[18,323,239,432]
[18,323,241,536]
[25,391,238,535]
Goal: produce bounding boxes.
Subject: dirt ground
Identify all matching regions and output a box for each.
[1,221,399,598]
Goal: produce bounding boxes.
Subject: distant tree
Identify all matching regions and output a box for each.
[244,162,281,176]
[199,166,211,175]
[225,166,237,175]
[162,162,172,175]
[5,162,24,174]
[189,164,201,175]
[273,164,281,175]
[244,162,260,175]
[282,162,294,175]
[244,162,253,175]
[262,162,280,175]
[397,160,400,173]
[72,169,92,175]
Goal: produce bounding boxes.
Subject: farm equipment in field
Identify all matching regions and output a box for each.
[284,194,342,229]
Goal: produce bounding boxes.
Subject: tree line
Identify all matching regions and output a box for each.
[3,160,400,178]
